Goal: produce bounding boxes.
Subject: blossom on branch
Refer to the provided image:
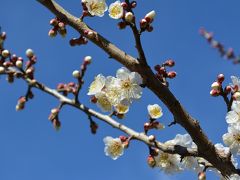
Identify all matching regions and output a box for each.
[85,0,108,17]
[108,1,124,19]
[147,104,163,119]
[223,124,240,155]
[103,136,125,160]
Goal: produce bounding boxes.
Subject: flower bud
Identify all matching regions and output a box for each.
[121,2,128,9]
[145,10,156,23]
[84,56,92,64]
[0,66,5,73]
[165,59,175,67]
[217,74,224,83]
[146,25,153,32]
[50,18,58,26]
[140,19,148,29]
[225,85,232,94]
[131,1,137,8]
[26,49,34,58]
[2,49,10,58]
[58,22,65,30]
[48,29,57,37]
[198,172,206,180]
[147,155,156,168]
[72,70,81,78]
[210,89,219,96]
[16,60,23,68]
[16,96,26,111]
[211,81,220,90]
[148,135,155,142]
[167,71,177,78]
[125,12,134,23]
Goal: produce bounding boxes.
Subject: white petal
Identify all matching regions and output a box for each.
[116,67,130,80]
[226,111,239,124]
[130,84,142,99]
[130,72,142,85]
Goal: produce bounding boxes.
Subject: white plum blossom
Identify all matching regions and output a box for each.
[88,67,143,114]
[167,134,200,171]
[226,101,240,124]
[103,136,124,160]
[88,74,106,95]
[95,92,112,112]
[154,150,182,174]
[85,0,108,17]
[108,1,124,19]
[147,104,163,119]
[116,67,143,102]
[215,143,238,168]
[223,124,240,155]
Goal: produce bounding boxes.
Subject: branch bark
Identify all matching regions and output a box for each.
[36,0,239,177]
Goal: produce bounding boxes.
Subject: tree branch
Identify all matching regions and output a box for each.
[36,0,238,176]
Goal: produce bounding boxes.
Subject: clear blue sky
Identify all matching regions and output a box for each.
[1,0,240,180]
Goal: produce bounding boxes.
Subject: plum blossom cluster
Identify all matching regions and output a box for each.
[223,99,240,155]
[81,0,156,32]
[88,67,143,115]
[147,134,201,174]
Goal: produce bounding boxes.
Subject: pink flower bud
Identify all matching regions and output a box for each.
[198,172,206,180]
[210,89,219,96]
[165,59,175,67]
[140,19,148,29]
[147,155,156,168]
[211,81,220,90]
[217,74,224,83]
[48,29,57,37]
[167,71,177,78]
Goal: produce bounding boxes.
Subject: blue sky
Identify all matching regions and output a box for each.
[1,0,240,179]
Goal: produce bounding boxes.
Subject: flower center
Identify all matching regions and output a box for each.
[109,141,122,156]
[111,6,121,17]
[234,134,240,143]
[122,81,131,89]
[150,107,161,117]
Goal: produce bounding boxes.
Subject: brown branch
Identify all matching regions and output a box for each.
[36,0,238,177]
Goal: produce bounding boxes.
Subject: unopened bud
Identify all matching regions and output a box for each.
[16,60,23,68]
[165,59,175,67]
[148,135,155,142]
[118,21,127,29]
[225,85,232,94]
[2,49,10,58]
[125,12,134,23]
[58,22,65,30]
[147,155,156,168]
[198,172,206,180]
[145,10,156,23]
[211,81,220,90]
[0,66,5,73]
[48,29,57,37]
[84,56,92,64]
[26,49,34,58]
[50,18,58,26]
[140,19,148,29]
[167,71,177,78]
[72,70,80,78]
[210,89,219,96]
[131,1,137,8]
[217,74,225,83]
[16,96,26,111]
